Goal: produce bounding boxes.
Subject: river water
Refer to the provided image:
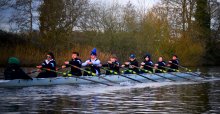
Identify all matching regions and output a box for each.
[0,67,220,113]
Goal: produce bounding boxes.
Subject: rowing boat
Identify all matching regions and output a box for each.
[0,72,202,87]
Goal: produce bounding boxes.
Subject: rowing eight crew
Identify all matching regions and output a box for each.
[4,48,179,80]
[35,48,179,78]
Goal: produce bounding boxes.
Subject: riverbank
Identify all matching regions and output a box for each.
[0,44,111,67]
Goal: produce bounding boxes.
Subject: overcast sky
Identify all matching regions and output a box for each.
[0,0,159,32]
[90,0,159,9]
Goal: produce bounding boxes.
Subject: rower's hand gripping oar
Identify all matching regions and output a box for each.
[67,64,118,84]
[101,67,119,75]
[101,67,143,83]
[27,70,38,75]
[40,68,112,86]
[28,67,63,75]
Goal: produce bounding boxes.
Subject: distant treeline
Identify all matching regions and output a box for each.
[0,0,220,66]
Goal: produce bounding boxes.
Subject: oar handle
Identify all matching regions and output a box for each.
[40,68,73,77]
[101,67,118,75]
[161,66,179,72]
[68,64,96,76]
[27,70,38,74]
[41,68,112,86]
[144,65,167,73]
[170,63,191,72]
[131,65,153,74]
[67,64,117,84]
[121,66,138,74]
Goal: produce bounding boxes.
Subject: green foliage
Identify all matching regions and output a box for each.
[195,0,211,42]
[38,0,66,50]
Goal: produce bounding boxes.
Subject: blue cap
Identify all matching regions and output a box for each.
[130,54,135,58]
[90,48,97,56]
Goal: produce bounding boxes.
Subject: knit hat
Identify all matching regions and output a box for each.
[8,57,20,65]
[90,48,97,56]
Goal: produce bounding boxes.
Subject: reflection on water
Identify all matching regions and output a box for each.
[0,67,219,113]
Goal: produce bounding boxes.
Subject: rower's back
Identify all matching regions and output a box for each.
[4,57,32,80]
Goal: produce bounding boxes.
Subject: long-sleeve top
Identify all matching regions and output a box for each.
[124,59,139,73]
[82,58,100,67]
[4,64,32,80]
[102,61,120,74]
[38,59,57,78]
[42,59,56,70]
[82,58,101,75]
[66,58,82,76]
[141,60,154,72]
[169,59,179,70]
[157,61,166,70]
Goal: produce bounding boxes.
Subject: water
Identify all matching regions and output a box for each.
[0,67,220,113]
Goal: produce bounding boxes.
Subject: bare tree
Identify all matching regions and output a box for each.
[8,0,40,38]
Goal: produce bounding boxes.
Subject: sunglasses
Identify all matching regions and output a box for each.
[47,56,51,58]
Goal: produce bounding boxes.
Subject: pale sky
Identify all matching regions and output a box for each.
[0,0,159,32]
[90,0,159,9]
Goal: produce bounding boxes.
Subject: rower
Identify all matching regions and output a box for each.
[140,53,154,73]
[167,55,179,72]
[121,54,139,74]
[101,54,120,75]
[62,52,82,76]
[154,56,166,73]
[36,52,57,78]
[4,57,32,80]
[82,48,101,75]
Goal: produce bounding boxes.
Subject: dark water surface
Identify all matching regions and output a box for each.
[0,67,220,113]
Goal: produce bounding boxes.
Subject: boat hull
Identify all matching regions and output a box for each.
[0,72,201,87]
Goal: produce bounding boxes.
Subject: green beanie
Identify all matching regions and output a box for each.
[8,57,20,65]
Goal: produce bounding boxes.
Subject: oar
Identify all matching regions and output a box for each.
[122,66,157,82]
[132,65,176,82]
[162,66,208,79]
[27,70,38,74]
[101,67,143,83]
[145,65,197,82]
[67,64,118,84]
[169,63,208,79]
[33,66,63,74]
[41,68,112,86]
[163,69,198,82]
[170,63,196,74]
[140,68,176,82]
[100,67,119,75]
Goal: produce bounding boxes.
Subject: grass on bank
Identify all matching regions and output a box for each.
[0,44,111,67]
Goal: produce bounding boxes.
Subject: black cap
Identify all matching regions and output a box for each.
[144,53,151,59]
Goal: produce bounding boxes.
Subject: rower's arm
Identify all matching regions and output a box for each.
[82,60,89,67]
[92,59,100,65]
